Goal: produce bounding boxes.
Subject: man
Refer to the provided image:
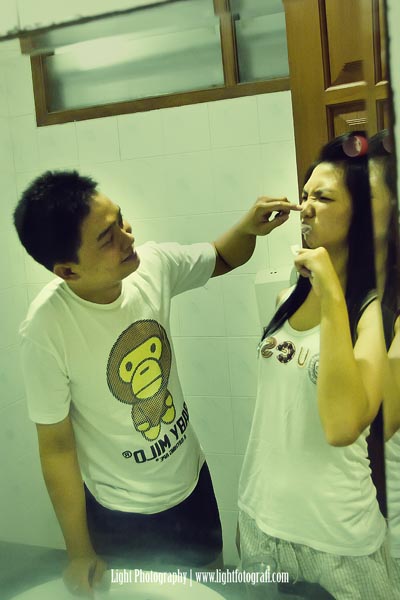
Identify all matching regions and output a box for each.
[14,170,300,597]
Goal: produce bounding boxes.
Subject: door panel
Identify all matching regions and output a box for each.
[284,0,389,187]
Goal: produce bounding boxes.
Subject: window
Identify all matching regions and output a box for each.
[232,0,289,82]
[22,0,290,126]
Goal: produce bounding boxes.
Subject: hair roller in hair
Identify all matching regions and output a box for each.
[342,135,369,157]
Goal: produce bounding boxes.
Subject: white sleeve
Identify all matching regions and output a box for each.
[20,336,71,424]
[155,242,217,297]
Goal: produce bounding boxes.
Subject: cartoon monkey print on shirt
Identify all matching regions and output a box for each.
[107,320,175,441]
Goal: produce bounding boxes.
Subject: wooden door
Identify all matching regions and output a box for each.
[283,0,390,188]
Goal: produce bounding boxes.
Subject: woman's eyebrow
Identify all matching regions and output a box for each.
[302,188,334,197]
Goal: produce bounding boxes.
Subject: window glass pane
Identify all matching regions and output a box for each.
[230,0,289,83]
[44,0,223,111]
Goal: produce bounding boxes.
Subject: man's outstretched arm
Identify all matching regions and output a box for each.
[212,196,301,276]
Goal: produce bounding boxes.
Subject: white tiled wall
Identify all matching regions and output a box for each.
[0,40,300,565]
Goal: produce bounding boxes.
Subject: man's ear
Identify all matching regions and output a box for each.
[53,263,80,281]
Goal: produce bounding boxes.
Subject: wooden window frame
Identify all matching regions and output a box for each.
[24,0,290,127]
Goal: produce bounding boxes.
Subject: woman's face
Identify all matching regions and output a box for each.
[369,159,393,245]
[301,162,353,252]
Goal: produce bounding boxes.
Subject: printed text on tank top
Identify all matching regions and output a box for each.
[258,335,319,384]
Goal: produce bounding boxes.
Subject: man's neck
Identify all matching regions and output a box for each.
[66,281,123,304]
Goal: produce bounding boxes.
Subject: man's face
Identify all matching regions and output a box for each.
[69,192,139,300]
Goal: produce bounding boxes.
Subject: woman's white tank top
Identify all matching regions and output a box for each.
[386,431,400,557]
[238,318,386,556]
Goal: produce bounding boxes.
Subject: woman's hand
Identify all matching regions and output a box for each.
[294,247,342,299]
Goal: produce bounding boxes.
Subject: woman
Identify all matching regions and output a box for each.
[238,133,394,599]
[365,130,400,519]
[369,130,400,595]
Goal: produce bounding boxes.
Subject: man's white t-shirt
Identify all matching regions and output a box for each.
[20,241,216,514]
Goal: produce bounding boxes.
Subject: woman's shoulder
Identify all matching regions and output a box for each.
[276,285,295,307]
[356,293,382,335]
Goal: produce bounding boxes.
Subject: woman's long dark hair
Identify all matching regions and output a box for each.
[261,131,376,345]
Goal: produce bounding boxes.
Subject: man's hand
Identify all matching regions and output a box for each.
[239,196,301,237]
[63,554,108,598]
[212,196,301,276]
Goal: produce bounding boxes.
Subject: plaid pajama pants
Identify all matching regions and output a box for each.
[239,510,397,599]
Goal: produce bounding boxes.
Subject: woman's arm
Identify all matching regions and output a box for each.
[318,297,384,446]
[295,247,385,446]
[385,316,400,440]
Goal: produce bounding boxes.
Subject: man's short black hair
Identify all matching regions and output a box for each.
[14,170,98,271]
